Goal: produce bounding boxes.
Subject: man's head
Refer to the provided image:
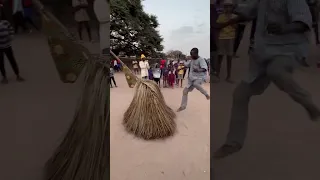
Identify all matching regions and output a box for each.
[190,48,199,60]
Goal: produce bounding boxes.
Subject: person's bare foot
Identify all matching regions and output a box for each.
[205,95,210,100]
[177,107,186,112]
[1,78,8,84]
[16,76,25,82]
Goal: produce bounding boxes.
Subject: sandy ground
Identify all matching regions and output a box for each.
[110,73,210,180]
[0,32,210,180]
[212,23,320,180]
[0,33,83,180]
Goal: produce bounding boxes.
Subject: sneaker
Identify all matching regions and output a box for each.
[213,143,242,159]
[1,78,8,84]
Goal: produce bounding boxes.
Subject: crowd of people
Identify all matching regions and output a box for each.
[125,53,209,89]
[211,0,320,83]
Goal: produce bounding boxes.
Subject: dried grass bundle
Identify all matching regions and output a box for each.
[123,79,177,140]
[45,60,109,180]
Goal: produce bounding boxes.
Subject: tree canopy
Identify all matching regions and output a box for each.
[110,0,164,57]
[166,50,187,60]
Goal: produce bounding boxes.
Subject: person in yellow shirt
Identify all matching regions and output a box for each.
[216,0,237,83]
[177,61,185,88]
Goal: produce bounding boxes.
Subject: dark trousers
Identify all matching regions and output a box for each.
[13,11,28,33]
[110,76,117,87]
[78,21,92,41]
[233,24,246,54]
[0,46,20,78]
[25,17,39,30]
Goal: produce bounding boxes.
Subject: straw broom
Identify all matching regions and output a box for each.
[110,51,177,140]
[33,0,109,179]
[33,2,175,180]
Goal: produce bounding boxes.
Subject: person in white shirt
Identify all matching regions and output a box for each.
[139,57,149,79]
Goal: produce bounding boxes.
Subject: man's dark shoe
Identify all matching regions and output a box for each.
[213,143,242,159]
[307,109,320,121]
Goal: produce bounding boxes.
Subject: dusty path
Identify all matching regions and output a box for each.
[110,73,210,180]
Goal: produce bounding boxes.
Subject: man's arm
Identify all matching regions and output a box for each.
[287,0,313,33]
[194,59,208,72]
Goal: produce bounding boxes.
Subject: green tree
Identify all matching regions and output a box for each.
[110,0,164,57]
[166,50,186,60]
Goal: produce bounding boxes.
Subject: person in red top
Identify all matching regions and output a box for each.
[159,59,166,77]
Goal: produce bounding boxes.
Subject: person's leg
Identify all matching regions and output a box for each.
[111,76,117,87]
[214,57,271,159]
[109,77,113,87]
[78,22,83,40]
[233,24,246,56]
[193,79,210,99]
[267,55,320,120]
[215,55,223,78]
[0,51,7,83]
[177,85,195,111]
[17,11,28,32]
[25,17,39,30]
[13,13,19,33]
[84,21,92,41]
[249,19,257,53]
[226,55,233,80]
[4,47,24,81]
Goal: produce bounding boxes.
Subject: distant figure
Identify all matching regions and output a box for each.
[153,63,161,87]
[215,0,236,83]
[159,58,166,77]
[12,0,28,33]
[177,48,210,112]
[162,65,168,88]
[168,68,175,89]
[72,0,92,42]
[109,67,117,88]
[22,0,38,31]
[177,61,185,87]
[0,17,25,84]
[132,59,139,74]
[139,55,149,79]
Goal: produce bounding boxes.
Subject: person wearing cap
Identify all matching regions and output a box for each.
[139,54,149,79]
[213,0,320,159]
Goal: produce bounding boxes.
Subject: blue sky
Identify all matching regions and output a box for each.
[142,0,210,58]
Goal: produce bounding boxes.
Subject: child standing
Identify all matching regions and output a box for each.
[162,66,168,88]
[148,66,153,80]
[110,67,117,88]
[168,69,175,89]
[215,0,236,83]
[0,14,24,84]
[153,64,161,87]
[177,61,185,88]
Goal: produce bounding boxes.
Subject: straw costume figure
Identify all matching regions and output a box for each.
[31,0,177,179]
